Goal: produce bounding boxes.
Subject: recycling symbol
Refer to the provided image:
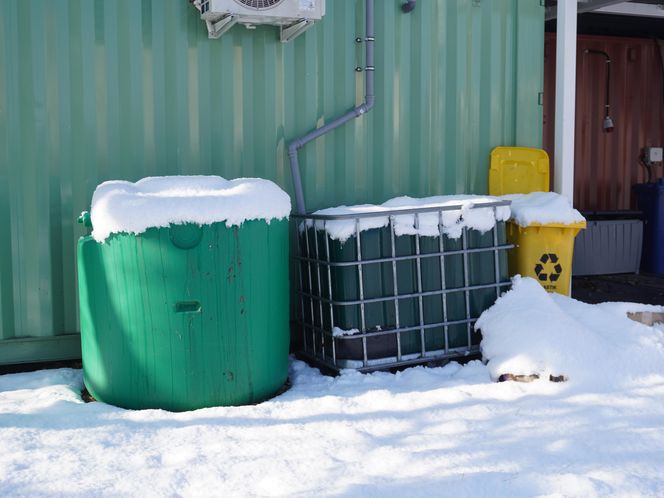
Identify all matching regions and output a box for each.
[534,253,562,282]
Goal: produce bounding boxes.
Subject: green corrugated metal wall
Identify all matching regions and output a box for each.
[0,0,544,364]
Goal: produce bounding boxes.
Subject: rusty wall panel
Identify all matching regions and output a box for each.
[543,33,664,211]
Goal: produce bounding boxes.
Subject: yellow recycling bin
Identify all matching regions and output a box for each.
[489,146,585,295]
[506,221,586,295]
[489,146,550,195]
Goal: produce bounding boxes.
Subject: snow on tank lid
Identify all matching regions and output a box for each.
[89,175,291,242]
[501,191,585,227]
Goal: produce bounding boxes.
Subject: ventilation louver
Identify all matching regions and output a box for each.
[235,0,284,9]
[193,0,325,42]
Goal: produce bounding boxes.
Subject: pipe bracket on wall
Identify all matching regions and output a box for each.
[401,1,416,13]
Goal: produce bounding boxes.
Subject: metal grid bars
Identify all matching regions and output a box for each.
[292,201,512,374]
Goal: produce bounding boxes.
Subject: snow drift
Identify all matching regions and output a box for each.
[477,276,664,385]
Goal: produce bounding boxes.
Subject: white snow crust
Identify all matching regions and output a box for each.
[89,176,291,242]
[3,282,664,496]
[501,191,585,226]
[311,195,511,242]
[332,327,361,337]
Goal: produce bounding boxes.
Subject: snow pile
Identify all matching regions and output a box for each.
[311,195,510,242]
[477,276,664,384]
[501,191,585,226]
[89,176,291,242]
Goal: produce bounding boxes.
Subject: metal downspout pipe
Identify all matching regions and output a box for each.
[288,0,375,215]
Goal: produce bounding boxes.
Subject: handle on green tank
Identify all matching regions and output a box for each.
[78,211,92,228]
[175,301,201,313]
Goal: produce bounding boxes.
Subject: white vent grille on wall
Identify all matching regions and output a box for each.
[193,0,325,42]
[235,0,284,9]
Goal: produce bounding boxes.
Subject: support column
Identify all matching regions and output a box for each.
[554,0,577,201]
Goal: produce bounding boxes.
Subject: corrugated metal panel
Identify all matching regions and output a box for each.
[0,0,544,362]
[543,33,664,211]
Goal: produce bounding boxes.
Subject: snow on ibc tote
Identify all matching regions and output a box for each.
[77,175,291,411]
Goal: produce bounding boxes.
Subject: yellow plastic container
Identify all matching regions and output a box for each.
[506,221,586,296]
[489,146,550,195]
[489,146,585,295]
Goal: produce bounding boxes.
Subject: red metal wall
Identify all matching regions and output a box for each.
[543,33,664,211]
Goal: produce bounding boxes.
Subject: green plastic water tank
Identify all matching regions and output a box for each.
[77,219,289,411]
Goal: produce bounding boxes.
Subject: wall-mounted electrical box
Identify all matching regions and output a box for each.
[193,0,326,42]
[644,147,663,163]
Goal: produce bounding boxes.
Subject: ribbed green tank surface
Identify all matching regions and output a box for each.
[77,220,289,411]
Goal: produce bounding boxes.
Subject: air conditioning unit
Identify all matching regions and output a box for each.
[193,0,326,42]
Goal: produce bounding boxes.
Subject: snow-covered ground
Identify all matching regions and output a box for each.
[2,278,664,497]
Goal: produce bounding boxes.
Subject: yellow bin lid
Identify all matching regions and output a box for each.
[489,147,550,196]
